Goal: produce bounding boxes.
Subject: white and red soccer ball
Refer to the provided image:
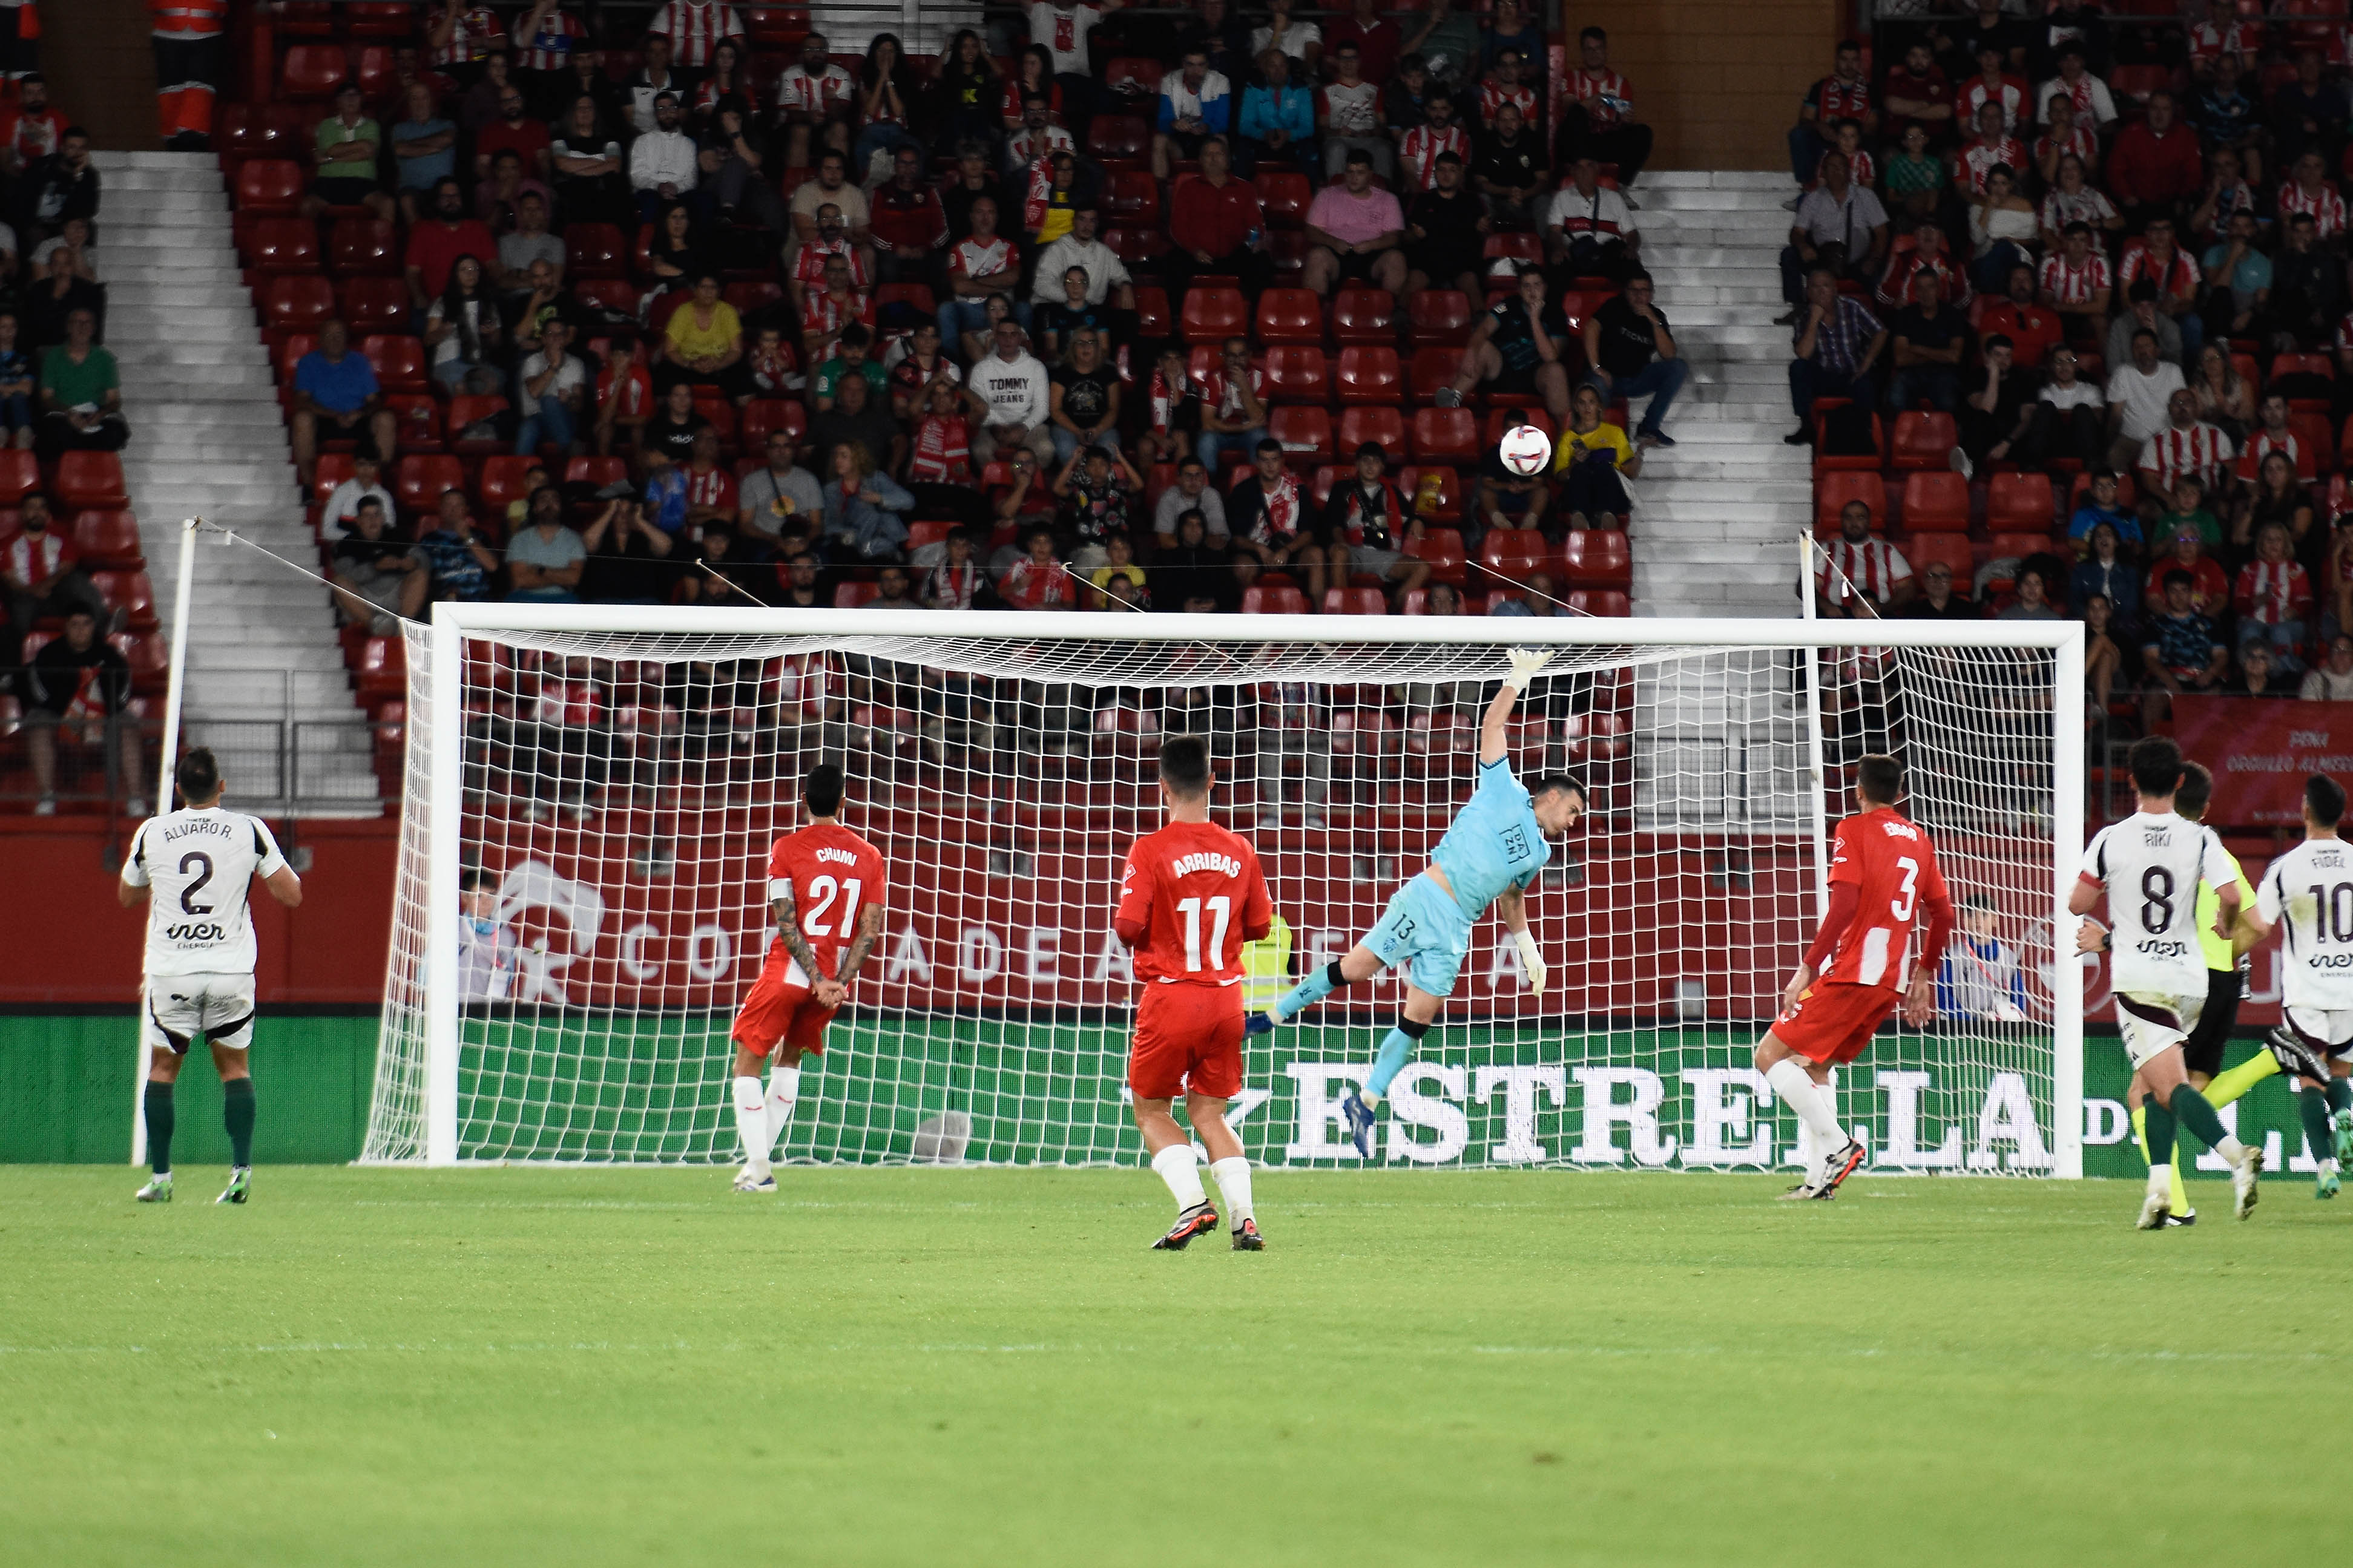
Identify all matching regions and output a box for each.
[1498,423,1552,477]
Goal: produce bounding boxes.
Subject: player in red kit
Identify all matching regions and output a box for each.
[1114,735,1275,1250]
[1755,753,1954,1201]
[727,763,886,1192]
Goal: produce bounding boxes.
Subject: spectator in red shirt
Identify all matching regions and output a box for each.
[1883,42,1955,148]
[1791,39,1877,185]
[2108,91,2206,232]
[405,176,499,310]
[474,82,553,182]
[593,335,654,456]
[0,74,65,180]
[680,427,739,531]
[1325,0,1400,88]
[4,493,107,668]
[1978,260,2062,368]
[1165,136,1270,302]
[867,144,947,286]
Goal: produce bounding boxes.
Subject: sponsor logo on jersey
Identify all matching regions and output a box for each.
[2308,952,2353,969]
[2136,938,2191,960]
[1170,850,1243,878]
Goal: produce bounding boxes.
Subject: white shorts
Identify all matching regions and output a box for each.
[2115,990,2203,1071]
[2283,1006,2353,1061]
[146,971,257,1053]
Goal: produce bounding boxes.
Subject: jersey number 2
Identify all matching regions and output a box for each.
[801,876,861,937]
[179,851,215,916]
[1177,895,1231,973]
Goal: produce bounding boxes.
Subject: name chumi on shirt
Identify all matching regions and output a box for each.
[815,846,860,866]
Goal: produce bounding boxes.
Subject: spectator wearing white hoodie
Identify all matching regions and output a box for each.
[965,315,1056,466]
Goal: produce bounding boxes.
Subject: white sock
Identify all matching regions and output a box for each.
[1151,1143,1208,1213]
[764,1065,801,1158]
[1768,1060,1846,1156]
[731,1076,769,1172]
[1209,1156,1254,1225]
[1794,1120,1820,1184]
[2147,1163,2173,1196]
[2216,1134,2249,1167]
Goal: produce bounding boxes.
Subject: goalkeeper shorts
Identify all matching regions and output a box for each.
[1128,981,1245,1101]
[731,950,839,1057]
[1772,980,1895,1066]
[1363,873,1473,999]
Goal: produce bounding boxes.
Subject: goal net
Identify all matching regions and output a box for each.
[362,608,2084,1176]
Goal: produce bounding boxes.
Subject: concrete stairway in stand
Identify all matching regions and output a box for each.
[1622,169,1809,620]
[95,149,380,815]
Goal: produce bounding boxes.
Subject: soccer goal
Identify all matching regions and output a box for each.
[361,605,2084,1176]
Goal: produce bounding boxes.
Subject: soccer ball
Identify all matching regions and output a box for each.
[1498,424,1552,477]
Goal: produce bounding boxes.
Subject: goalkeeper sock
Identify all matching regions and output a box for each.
[1209,1156,1253,1225]
[764,1065,801,1158]
[1276,962,1346,1022]
[1151,1143,1207,1213]
[2298,1083,2337,1166]
[222,1078,255,1168]
[731,1076,769,1171]
[2168,1083,2245,1165]
[2203,1049,2280,1110]
[1766,1060,1845,1156]
[2131,1103,2191,1216]
[1362,1019,1430,1104]
[143,1083,175,1176]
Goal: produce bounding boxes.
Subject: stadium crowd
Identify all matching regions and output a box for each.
[1789,3,2353,721]
[234,0,1672,630]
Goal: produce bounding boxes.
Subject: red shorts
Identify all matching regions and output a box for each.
[1127,982,1245,1101]
[1772,980,1897,1066]
[730,950,838,1057]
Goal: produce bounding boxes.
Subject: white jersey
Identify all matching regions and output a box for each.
[120,807,289,977]
[2257,837,2353,1011]
[2082,811,2236,999]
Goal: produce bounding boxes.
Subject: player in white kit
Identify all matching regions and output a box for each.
[2237,773,2353,1198]
[118,749,303,1204]
[2072,736,2266,1228]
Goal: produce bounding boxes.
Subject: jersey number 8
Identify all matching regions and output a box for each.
[2141,867,2174,933]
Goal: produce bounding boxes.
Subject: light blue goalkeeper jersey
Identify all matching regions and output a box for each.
[1429,757,1549,917]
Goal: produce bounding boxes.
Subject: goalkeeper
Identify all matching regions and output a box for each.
[1248,649,1587,1156]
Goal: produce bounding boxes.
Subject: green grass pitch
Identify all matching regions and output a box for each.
[2,1165,2344,1567]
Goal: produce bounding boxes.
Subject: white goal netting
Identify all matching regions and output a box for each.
[363,612,2081,1175]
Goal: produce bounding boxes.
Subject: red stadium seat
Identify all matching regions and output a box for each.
[476,456,539,514]
[1104,226,1170,269]
[1086,115,1151,168]
[2068,469,2137,511]
[272,331,318,385]
[1266,405,1333,458]
[726,279,788,317]
[1104,56,1164,98]
[345,2,416,37]
[1133,285,1171,340]
[90,570,158,631]
[1815,470,1886,533]
[1484,407,1555,450]
[1242,584,1311,615]
[384,393,441,452]
[2291,410,2335,470]
[244,216,320,274]
[565,223,629,279]
[337,275,410,335]
[1329,287,1395,344]
[1105,170,1162,228]
[2272,350,2334,384]
[1891,410,1958,471]
[0,449,38,505]
[1483,232,1542,264]
[1478,527,1548,579]
[1903,531,1975,591]
[741,399,808,450]
[1556,530,1631,589]
[871,281,933,316]
[351,46,395,100]
[361,334,428,393]
[1404,525,1468,584]
[1262,345,1329,403]
[329,216,400,275]
[113,631,169,696]
[262,273,337,332]
[1338,407,1406,454]
[1564,589,1631,617]
[574,277,643,318]
[235,159,306,215]
[56,453,128,511]
[1900,471,1971,533]
[1410,407,1479,463]
[396,454,466,516]
[694,396,740,445]
[1180,285,1249,344]
[1396,465,1463,522]
[1988,530,2056,562]
[274,4,333,37]
[744,5,812,45]
[1335,346,1401,404]
[1254,170,1313,229]
[279,44,351,99]
[1323,586,1389,615]
[71,510,143,569]
[1255,287,1323,344]
[1309,463,1349,507]
[1810,406,1884,476]
[565,456,630,490]
[1408,347,1466,404]
[447,396,512,454]
[1408,290,1473,346]
[1986,471,2055,533]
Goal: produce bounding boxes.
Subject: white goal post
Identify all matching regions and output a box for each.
[364,604,2085,1176]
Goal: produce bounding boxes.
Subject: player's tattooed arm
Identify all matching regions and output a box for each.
[771,893,832,983]
[834,903,887,989]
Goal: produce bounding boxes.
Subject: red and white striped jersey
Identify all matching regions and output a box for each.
[801,287,870,339]
[1195,363,1265,422]
[683,463,736,514]
[2118,240,2197,300]
[1959,75,2027,136]
[2246,427,2303,474]
[1476,79,1538,127]
[2280,179,2348,238]
[2187,18,2253,61]
[775,62,855,116]
[1809,75,1874,124]
[646,0,747,67]
[2138,421,2236,490]
[1957,135,2027,195]
[150,0,232,41]
[793,234,870,289]
[1564,67,1630,126]
[910,413,973,483]
[2040,185,2118,234]
[1877,248,1970,309]
[2034,126,2098,171]
[1005,122,1076,171]
[1815,147,1876,188]
[429,5,505,67]
[1818,537,1912,608]
[2043,73,2105,122]
[948,234,1015,283]
[2235,557,2315,625]
[1397,124,1470,191]
[2039,250,2111,307]
[513,8,587,72]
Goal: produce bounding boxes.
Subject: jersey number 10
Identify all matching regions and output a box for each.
[1177,895,1231,973]
[2308,882,2353,942]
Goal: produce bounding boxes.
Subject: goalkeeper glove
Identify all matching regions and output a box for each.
[1513,928,1547,995]
[1502,647,1554,692]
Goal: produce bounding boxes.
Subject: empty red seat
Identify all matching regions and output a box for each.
[1900,471,1970,532]
[1323,586,1389,615]
[279,43,351,99]
[1338,406,1406,454]
[744,5,813,45]
[1180,285,1249,344]
[1330,286,1397,343]
[1404,525,1468,584]
[870,281,933,316]
[1133,284,1171,340]
[235,159,306,214]
[2291,410,2335,469]
[1104,56,1164,97]
[263,272,337,331]
[274,4,334,37]
[350,45,395,99]
[1335,346,1401,404]
[113,631,170,695]
[565,222,628,278]
[1105,169,1162,228]
[1262,346,1329,403]
[1556,530,1631,589]
[71,510,142,569]
[1408,290,1473,346]
[1410,406,1479,463]
[1103,226,1169,268]
[694,396,740,443]
[1986,471,2055,532]
[56,453,128,511]
[1564,589,1631,617]
[90,570,158,631]
[447,395,511,453]
[1479,527,1548,579]
[345,2,416,37]
[1252,287,1321,346]
[1242,585,1311,615]
[245,215,320,272]
[1814,470,1885,532]
[361,334,427,392]
[476,455,538,514]
[1904,531,1974,588]
[1988,530,2055,563]
[1266,405,1332,458]
[1409,346,1466,402]
[574,277,642,318]
[384,393,440,451]
[741,399,808,450]
[1891,410,1958,471]
[328,217,400,275]
[337,275,410,335]
[1254,170,1313,229]
[564,456,630,490]
[1086,114,1150,166]
[396,454,466,516]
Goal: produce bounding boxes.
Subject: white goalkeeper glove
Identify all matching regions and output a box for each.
[1503,647,1554,692]
[1513,928,1547,995]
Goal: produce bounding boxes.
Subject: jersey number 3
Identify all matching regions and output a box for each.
[1857,856,1920,987]
[801,875,861,937]
[1177,895,1231,973]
